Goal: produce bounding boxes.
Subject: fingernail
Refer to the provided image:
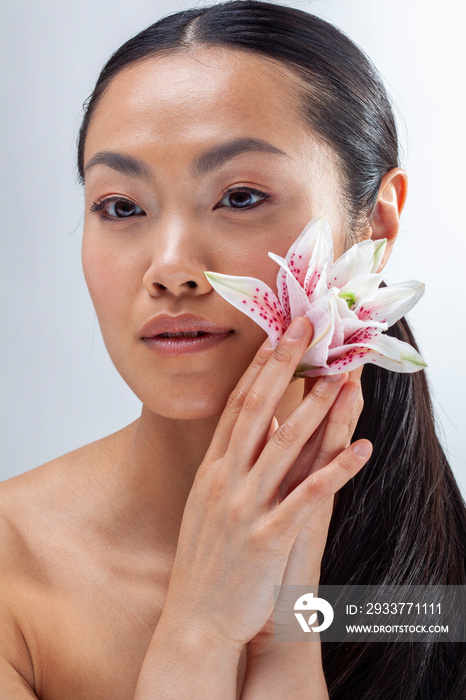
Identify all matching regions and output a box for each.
[285,317,308,340]
[351,388,359,404]
[352,441,372,457]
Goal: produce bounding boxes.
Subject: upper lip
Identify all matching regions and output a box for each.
[140,313,233,338]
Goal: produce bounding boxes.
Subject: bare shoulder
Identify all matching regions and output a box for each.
[0,423,138,695]
[0,421,137,530]
[0,421,139,578]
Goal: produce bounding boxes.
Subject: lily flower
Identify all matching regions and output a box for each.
[204,217,426,376]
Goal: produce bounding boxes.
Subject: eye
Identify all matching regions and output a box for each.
[90,196,145,220]
[215,186,270,210]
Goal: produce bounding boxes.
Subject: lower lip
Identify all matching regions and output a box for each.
[141,331,234,356]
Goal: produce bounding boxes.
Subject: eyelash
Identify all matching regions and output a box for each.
[216,186,271,210]
[89,196,142,221]
[89,186,271,221]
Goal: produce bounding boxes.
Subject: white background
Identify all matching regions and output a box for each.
[1,0,465,497]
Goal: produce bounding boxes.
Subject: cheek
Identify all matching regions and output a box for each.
[81,233,135,322]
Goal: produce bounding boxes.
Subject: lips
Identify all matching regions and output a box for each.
[140,313,233,339]
[139,313,234,356]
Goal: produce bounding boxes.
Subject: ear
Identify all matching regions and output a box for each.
[368,168,408,272]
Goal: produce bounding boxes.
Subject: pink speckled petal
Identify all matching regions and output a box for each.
[283,217,329,287]
[355,281,425,325]
[321,332,426,375]
[327,330,402,363]
[268,252,310,319]
[204,271,286,347]
[303,228,334,299]
[295,293,336,374]
[299,334,426,376]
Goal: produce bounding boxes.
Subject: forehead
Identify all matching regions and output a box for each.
[84,47,319,161]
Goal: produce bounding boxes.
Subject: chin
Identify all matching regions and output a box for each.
[125,371,236,421]
[108,344,256,421]
[143,392,229,421]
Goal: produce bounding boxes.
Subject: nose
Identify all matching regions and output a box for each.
[142,220,213,298]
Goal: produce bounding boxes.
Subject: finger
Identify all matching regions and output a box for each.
[228,316,313,466]
[279,495,334,586]
[204,336,274,461]
[247,372,348,501]
[277,372,362,498]
[309,380,363,474]
[272,440,372,540]
[278,378,361,498]
[278,419,327,500]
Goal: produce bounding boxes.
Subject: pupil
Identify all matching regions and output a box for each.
[116,200,134,216]
[231,192,251,207]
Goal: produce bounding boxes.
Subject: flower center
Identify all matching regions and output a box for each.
[338,291,356,308]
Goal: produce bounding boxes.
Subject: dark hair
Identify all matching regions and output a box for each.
[77,2,466,698]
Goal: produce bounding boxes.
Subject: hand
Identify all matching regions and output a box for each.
[157,316,372,654]
[245,365,366,660]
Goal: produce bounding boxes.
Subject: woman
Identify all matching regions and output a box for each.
[0,1,464,698]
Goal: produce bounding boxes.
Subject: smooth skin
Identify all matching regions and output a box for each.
[0,46,407,699]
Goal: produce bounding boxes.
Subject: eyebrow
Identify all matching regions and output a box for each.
[191,137,289,176]
[83,137,289,180]
[84,152,151,179]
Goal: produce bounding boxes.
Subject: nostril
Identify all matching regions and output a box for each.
[186,281,197,288]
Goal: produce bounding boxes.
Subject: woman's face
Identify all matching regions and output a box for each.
[82,47,348,419]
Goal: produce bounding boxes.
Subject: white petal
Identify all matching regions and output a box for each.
[355,281,425,326]
[338,272,384,309]
[329,239,375,288]
[205,271,286,346]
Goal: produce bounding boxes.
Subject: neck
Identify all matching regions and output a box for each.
[108,377,306,554]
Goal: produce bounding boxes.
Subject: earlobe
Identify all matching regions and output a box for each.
[369,168,408,272]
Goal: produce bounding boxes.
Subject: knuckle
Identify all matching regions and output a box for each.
[304,474,328,503]
[254,351,270,369]
[307,382,331,406]
[205,471,228,503]
[242,388,266,414]
[338,449,356,475]
[271,342,293,366]
[254,515,291,554]
[249,517,269,545]
[227,493,248,526]
[274,419,300,448]
[195,456,227,487]
[226,383,249,412]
